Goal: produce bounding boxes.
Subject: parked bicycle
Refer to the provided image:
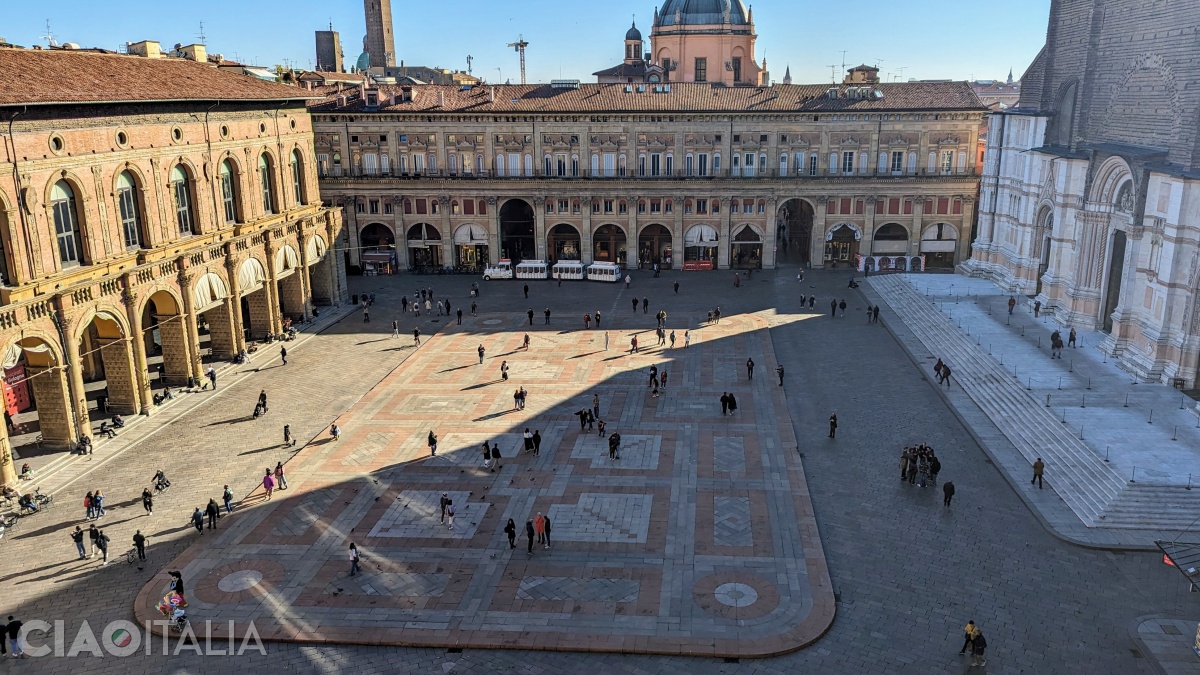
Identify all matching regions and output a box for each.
[0,512,18,539]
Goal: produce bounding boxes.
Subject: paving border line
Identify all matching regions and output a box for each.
[859,276,1162,552]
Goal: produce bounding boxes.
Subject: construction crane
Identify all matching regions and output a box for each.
[507,35,529,85]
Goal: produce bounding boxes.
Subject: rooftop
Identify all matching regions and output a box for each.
[0,48,313,107]
[309,81,985,115]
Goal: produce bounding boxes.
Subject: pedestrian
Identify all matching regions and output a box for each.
[714,307,722,323]
[490,442,502,471]
[959,620,978,655]
[746,358,755,380]
[660,370,668,390]
[363,306,370,323]
[402,296,409,313]
[94,489,106,517]
[258,389,268,413]
[720,393,730,416]
[592,393,600,420]
[445,299,451,317]
[839,299,847,317]
[85,491,94,520]
[523,283,529,299]
[809,295,816,310]
[478,344,486,364]
[457,308,463,325]
[1068,327,1077,347]
[534,512,546,546]
[684,331,691,348]
[597,419,606,437]
[669,330,676,348]
[934,358,945,382]
[284,424,295,448]
[625,274,631,289]
[971,631,988,667]
[631,297,638,312]
[5,615,25,658]
[205,498,220,530]
[544,308,551,324]
[776,365,785,386]
[866,306,873,322]
[943,480,955,506]
[828,413,838,438]
[1033,299,1042,318]
[262,469,276,499]
[88,523,100,557]
[330,423,341,441]
[930,454,941,484]
[526,519,535,554]
[440,492,450,523]
[830,299,837,318]
[873,305,880,323]
[543,515,552,549]
[1032,458,1045,488]
[142,487,153,515]
[482,441,493,469]
[900,449,911,480]
[523,333,530,350]
[424,299,432,313]
[191,507,204,534]
[133,530,147,563]
[504,518,517,549]
[471,301,477,317]
[207,367,217,390]
[673,280,679,294]
[527,308,534,325]
[349,543,361,576]
[428,430,438,456]
[71,526,86,559]
[274,461,288,490]
[728,392,738,413]
[608,433,619,460]
[630,335,638,353]
[595,310,602,328]
[642,297,649,314]
[1008,295,1016,314]
[280,345,287,365]
[94,527,108,562]
[524,428,534,453]
[501,360,509,381]
[942,364,952,388]
[223,484,234,514]
[604,331,610,350]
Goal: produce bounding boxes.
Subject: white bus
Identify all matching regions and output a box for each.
[515,260,549,280]
[587,261,622,282]
[551,261,585,281]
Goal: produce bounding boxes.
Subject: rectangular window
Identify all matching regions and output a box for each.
[842,151,855,174]
[619,201,627,214]
[557,154,567,177]
[651,153,661,177]
[638,155,646,177]
[941,150,954,173]
[558,199,569,213]
[665,154,673,176]
[603,153,615,177]
[650,200,661,214]
[398,154,408,174]
[744,202,753,214]
[665,200,672,213]
[317,153,329,177]
[220,175,236,224]
[118,188,141,248]
[809,155,818,176]
[732,57,742,82]
[369,199,379,214]
[891,151,904,173]
[697,199,708,214]
[384,202,394,214]
[363,153,378,175]
[686,155,694,177]
[413,154,426,173]
[698,153,709,176]
[174,180,193,235]
[695,57,707,82]
[604,200,614,213]
[638,201,646,214]
[713,154,721,174]
[416,199,427,215]
[592,201,601,214]
[712,200,719,214]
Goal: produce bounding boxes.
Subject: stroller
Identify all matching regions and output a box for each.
[152,470,171,492]
[157,591,189,633]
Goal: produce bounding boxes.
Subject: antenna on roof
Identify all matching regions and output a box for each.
[466,54,473,75]
[197,21,207,45]
[41,20,58,48]
[826,64,837,83]
[839,50,847,74]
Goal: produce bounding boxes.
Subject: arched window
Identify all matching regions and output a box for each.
[259,153,276,214]
[780,153,788,176]
[713,153,721,174]
[289,149,305,206]
[685,153,694,177]
[475,154,484,174]
[220,159,240,224]
[572,154,580,177]
[591,154,600,176]
[665,153,673,176]
[544,154,553,176]
[170,165,194,235]
[496,154,506,176]
[51,180,84,266]
[618,154,627,177]
[116,171,145,249]
[523,154,532,177]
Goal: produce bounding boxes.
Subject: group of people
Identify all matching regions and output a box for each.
[1049,328,1075,358]
[512,387,529,410]
[260,462,288,499]
[899,444,942,489]
[503,513,552,553]
[933,358,953,388]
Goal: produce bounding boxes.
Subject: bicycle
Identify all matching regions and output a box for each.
[125,547,138,564]
[0,512,18,539]
[32,487,52,511]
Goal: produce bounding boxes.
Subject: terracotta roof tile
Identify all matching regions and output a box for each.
[308,81,985,115]
[0,49,313,106]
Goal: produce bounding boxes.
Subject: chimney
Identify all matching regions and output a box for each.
[489,87,495,103]
[437,91,445,107]
[337,95,347,107]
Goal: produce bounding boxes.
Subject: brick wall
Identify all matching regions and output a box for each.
[204,302,237,358]
[26,365,73,446]
[157,317,191,385]
[97,337,138,414]
[244,287,275,339]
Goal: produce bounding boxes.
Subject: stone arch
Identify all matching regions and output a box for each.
[547,223,581,263]
[1051,80,1079,146]
[824,222,862,241]
[592,223,628,265]
[237,255,275,341]
[1088,155,1134,208]
[274,243,301,279]
[306,233,328,262]
[1104,53,1182,152]
[1,333,76,454]
[72,305,130,343]
[140,286,191,386]
[238,256,269,294]
[42,169,91,210]
[193,271,230,313]
[499,199,536,263]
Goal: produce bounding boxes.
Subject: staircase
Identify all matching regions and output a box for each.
[871,275,1200,531]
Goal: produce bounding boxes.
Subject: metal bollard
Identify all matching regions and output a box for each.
[1081,395,1086,408]
[1079,425,1084,440]
[1058,377,1062,390]
[1105,446,1110,463]
[1148,409,1154,424]
[1062,409,1067,424]
[1027,377,1032,391]
[1173,426,1178,441]
[1131,466,1137,483]
[1069,360,1073,373]
[1087,378,1091,390]
[1046,394,1051,407]
[1124,393,1129,407]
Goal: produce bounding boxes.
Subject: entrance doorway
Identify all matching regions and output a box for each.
[776,199,814,264]
[547,223,581,264]
[824,224,860,267]
[731,225,763,269]
[1102,229,1128,333]
[499,200,536,263]
[407,223,443,270]
[637,224,673,268]
[592,224,627,265]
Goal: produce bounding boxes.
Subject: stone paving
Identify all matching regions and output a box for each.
[128,301,833,657]
[0,268,1196,674]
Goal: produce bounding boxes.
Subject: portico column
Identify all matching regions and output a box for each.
[438,195,453,268]
[263,240,283,335]
[959,196,977,266]
[122,281,153,414]
[912,197,926,259]
[487,197,501,265]
[764,197,778,268]
[225,253,247,351]
[63,330,91,439]
[580,194,593,265]
[671,198,684,271]
[0,428,14,488]
[298,228,314,320]
[812,196,829,268]
[863,196,878,264]
[626,194,638,267]
[178,269,204,380]
[718,197,732,270]
[533,196,547,261]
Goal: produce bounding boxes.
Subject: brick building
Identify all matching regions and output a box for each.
[0,47,346,485]
[311,75,983,275]
[963,0,1200,387]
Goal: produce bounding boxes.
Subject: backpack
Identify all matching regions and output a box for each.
[84,496,92,508]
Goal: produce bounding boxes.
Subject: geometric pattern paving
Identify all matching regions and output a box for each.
[517,576,640,603]
[547,493,652,543]
[137,311,833,657]
[713,495,753,547]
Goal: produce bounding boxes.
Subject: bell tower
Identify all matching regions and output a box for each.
[624,20,644,65]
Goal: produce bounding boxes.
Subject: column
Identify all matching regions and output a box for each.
[225,253,247,350]
[718,197,733,270]
[533,196,547,261]
[764,197,778,269]
[206,301,237,359]
[487,197,501,265]
[97,337,138,414]
[580,194,593,265]
[178,271,204,380]
[959,196,977,266]
[811,196,829,267]
[672,198,684,271]
[123,282,153,413]
[912,197,926,260]
[863,196,878,264]
[298,228,314,320]
[63,332,91,438]
[0,427,14,487]
[26,365,73,447]
[438,196,453,268]
[157,314,193,386]
[626,194,638,267]
[263,242,283,335]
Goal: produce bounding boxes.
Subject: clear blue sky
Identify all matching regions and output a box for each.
[5,1,1050,84]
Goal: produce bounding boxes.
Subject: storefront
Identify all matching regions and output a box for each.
[638,224,673,269]
[824,223,860,268]
[453,223,489,271]
[684,224,718,270]
[407,223,443,271]
[730,225,763,269]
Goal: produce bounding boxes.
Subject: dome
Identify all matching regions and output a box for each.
[626,21,643,41]
[657,0,749,26]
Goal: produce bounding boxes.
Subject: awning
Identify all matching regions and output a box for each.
[307,234,328,262]
[362,251,395,263]
[238,257,267,294]
[275,244,300,280]
[684,224,718,246]
[193,272,229,313]
[453,223,488,245]
[920,240,956,252]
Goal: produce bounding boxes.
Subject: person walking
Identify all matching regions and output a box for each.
[660,370,668,390]
[873,305,880,323]
[207,367,217,390]
[283,424,295,448]
[428,430,438,456]
[523,428,534,453]
[258,390,268,414]
[720,393,730,416]
[941,364,952,388]
[280,345,288,365]
[527,308,535,326]
[525,519,536,555]
[746,358,755,380]
[478,344,486,364]
[392,320,400,338]
[684,331,691,348]
[959,620,978,655]
[604,331,610,350]
[223,485,234,514]
[439,492,451,523]
[531,428,542,456]
[970,631,988,667]
[631,297,638,312]
[482,441,493,470]
[1007,295,1016,315]
[504,519,517,549]
[830,299,837,318]
[839,299,847,317]
[673,280,680,295]
[1032,458,1045,489]
[133,530,147,564]
[523,333,531,350]
[630,335,638,353]
[543,515,552,549]
[94,489,106,517]
[5,616,26,659]
[1068,327,1077,348]
[534,512,546,547]
[85,491,95,520]
[584,313,592,329]
[828,413,838,438]
[70,526,86,559]
[625,274,631,289]
[262,469,276,500]
[142,487,154,516]
[943,480,955,507]
[205,499,220,530]
[274,462,287,490]
[330,423,341,441]
[592,393,600,420]
[500,360,509,381]
[642,297,649,314]
[191,506,204,535]
[471,301,477,317]
[544,308,551,325]
[523,283,530,299]
[669,331,676,348]
[457,308,463,325]
[88,523,100,558]
[934,358,945,383]
[776,365,785,386]
[349,543,361,576]
[594,310,602,328]
[363,305,370,323]
[446,500,456,530]
[490,442,502,471]
[1033,299,1042,318]
[413,327,421,346]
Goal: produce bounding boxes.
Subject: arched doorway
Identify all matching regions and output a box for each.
[776,198,814,264]
[499,199,536,263]
[920,222,959,270]
[407,223,443,270]
[307,234,337,306]
[638,224,672,268]
[359,222,397,274]
[592,224,628,265]
[731,225,763,269]
[77,310,138,419]
[236,258,275,342]
[193,272,237,360]
[547,223,581,264]
[1034,208,1053,294]
[872,223,910,254]
[274,245,305,320]
[1102,229,1128,333]
[824,224,861,267]
[141,289,192,386]
[2,336,75,454]
[684,224,719,267]
[453,224,488,271]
